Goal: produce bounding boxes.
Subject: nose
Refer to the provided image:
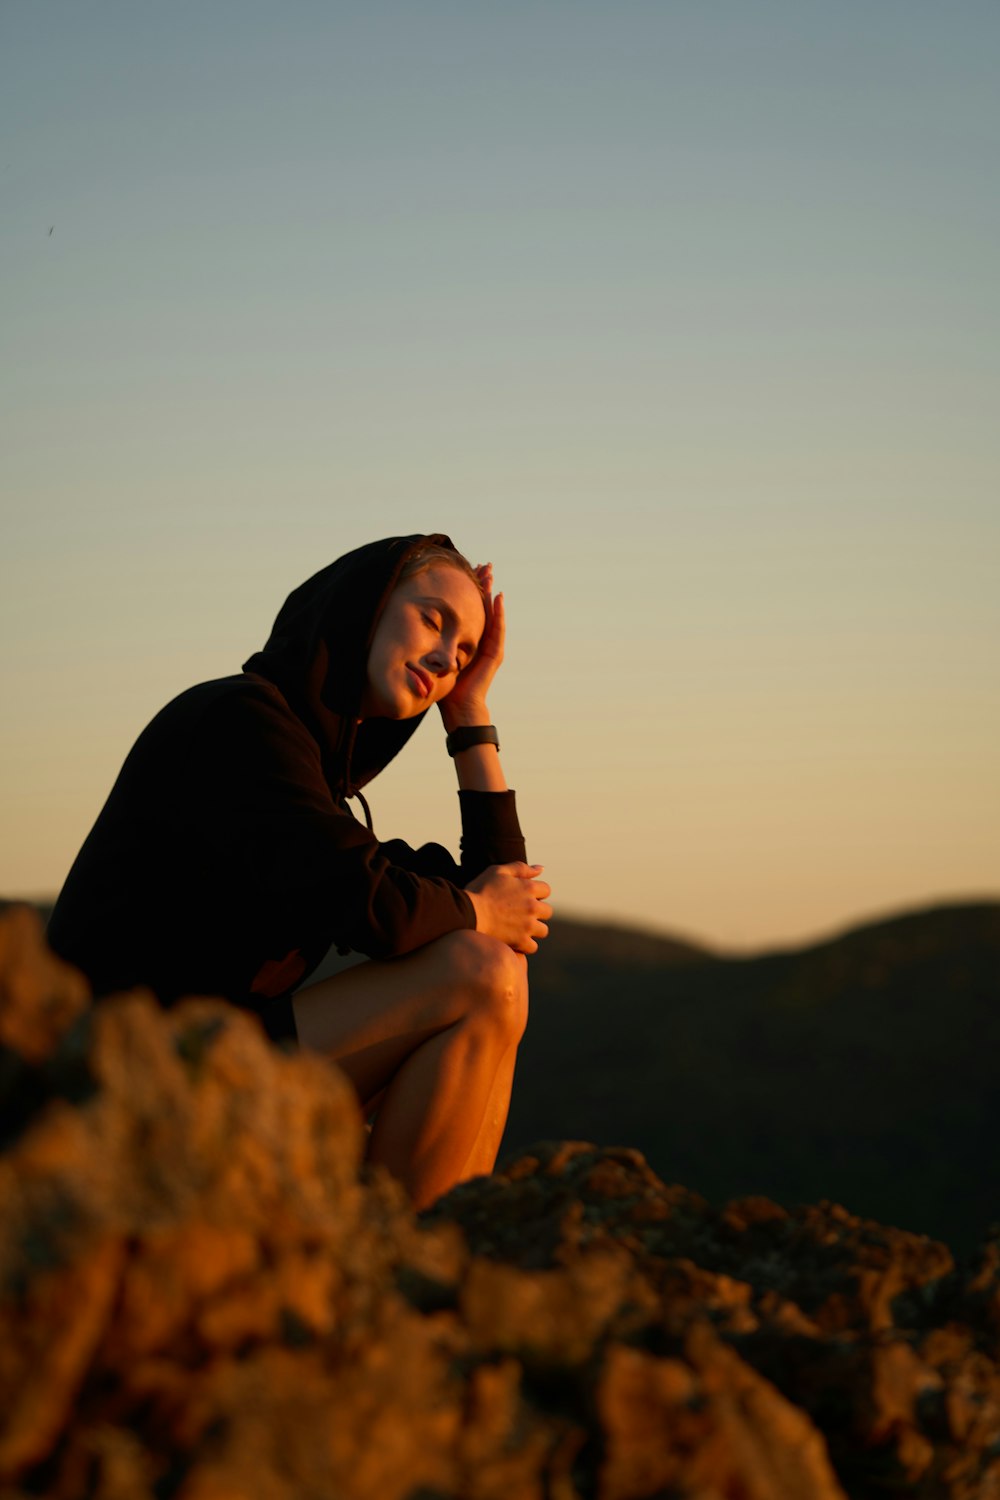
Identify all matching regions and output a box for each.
[425,644,457,676]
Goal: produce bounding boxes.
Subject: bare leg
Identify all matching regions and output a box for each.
[292,930,528,1208]
[459,1039,519,1180]
[457,952,527,1179]
[365,1010,516,1206]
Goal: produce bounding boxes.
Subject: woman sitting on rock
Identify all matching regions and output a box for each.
[48,533,552,1208]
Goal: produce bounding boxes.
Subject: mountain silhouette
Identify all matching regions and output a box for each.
[506,900,1000,1253]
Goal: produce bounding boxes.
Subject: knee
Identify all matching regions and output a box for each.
[440,930,529,1046]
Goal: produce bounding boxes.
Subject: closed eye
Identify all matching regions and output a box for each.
[416,594,479,668]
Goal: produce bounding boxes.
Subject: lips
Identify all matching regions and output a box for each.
[406,663,432,699]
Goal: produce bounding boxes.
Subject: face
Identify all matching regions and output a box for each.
[361,563,486,719]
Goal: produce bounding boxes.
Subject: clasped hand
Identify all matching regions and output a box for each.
[466,862,553,955]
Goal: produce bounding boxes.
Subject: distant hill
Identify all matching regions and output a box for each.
[5,895,997,1252]
[508,901,1000,1253]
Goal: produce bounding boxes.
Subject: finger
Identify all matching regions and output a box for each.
[480,591,503,655]
[528,880,552,899]
[494,592,506,644]
[533,922,549,941]
[502,862,543,878]
[535,902,554,922]
[475,592,497,652]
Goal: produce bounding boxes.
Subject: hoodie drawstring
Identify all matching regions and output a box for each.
[347,787,374,832]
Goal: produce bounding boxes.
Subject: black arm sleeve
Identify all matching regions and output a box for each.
[457,790,527,878]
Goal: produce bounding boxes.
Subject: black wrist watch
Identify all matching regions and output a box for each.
[446,725,500,757]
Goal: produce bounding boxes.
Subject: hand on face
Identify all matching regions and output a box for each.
[438,562,505,731]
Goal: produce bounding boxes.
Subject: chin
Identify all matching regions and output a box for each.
[380,696,420,721]
[403,698,431,720]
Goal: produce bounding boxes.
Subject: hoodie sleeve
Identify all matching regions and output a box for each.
[378,791,527,886]
[193,687,478,962]
[457,791,527,876]
[375,837,462,881]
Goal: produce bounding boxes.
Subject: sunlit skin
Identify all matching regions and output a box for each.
[293,561,553,1209]
[360,564,487,721]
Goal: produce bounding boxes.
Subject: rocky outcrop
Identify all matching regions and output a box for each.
[1,904,998,1499]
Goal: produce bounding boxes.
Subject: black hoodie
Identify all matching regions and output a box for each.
[47,534,526,1036]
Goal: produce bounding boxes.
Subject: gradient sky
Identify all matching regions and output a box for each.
[2,2,998,950]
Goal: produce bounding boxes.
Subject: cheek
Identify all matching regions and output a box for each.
[372,607,405,661]
[367,622,395,681]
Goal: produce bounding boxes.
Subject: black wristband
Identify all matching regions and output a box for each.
[446,724,500,757]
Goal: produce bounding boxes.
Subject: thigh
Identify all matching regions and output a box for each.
[291,930,491,1105]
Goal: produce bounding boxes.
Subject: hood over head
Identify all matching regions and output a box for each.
[242,532,461,794]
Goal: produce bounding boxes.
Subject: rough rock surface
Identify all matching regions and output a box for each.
[1,906,999,1500]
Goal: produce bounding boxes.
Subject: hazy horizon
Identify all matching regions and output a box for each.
[3,3,997,949]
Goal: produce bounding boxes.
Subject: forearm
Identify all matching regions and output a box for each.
[452,739,508,793]
[441,695,508,792]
